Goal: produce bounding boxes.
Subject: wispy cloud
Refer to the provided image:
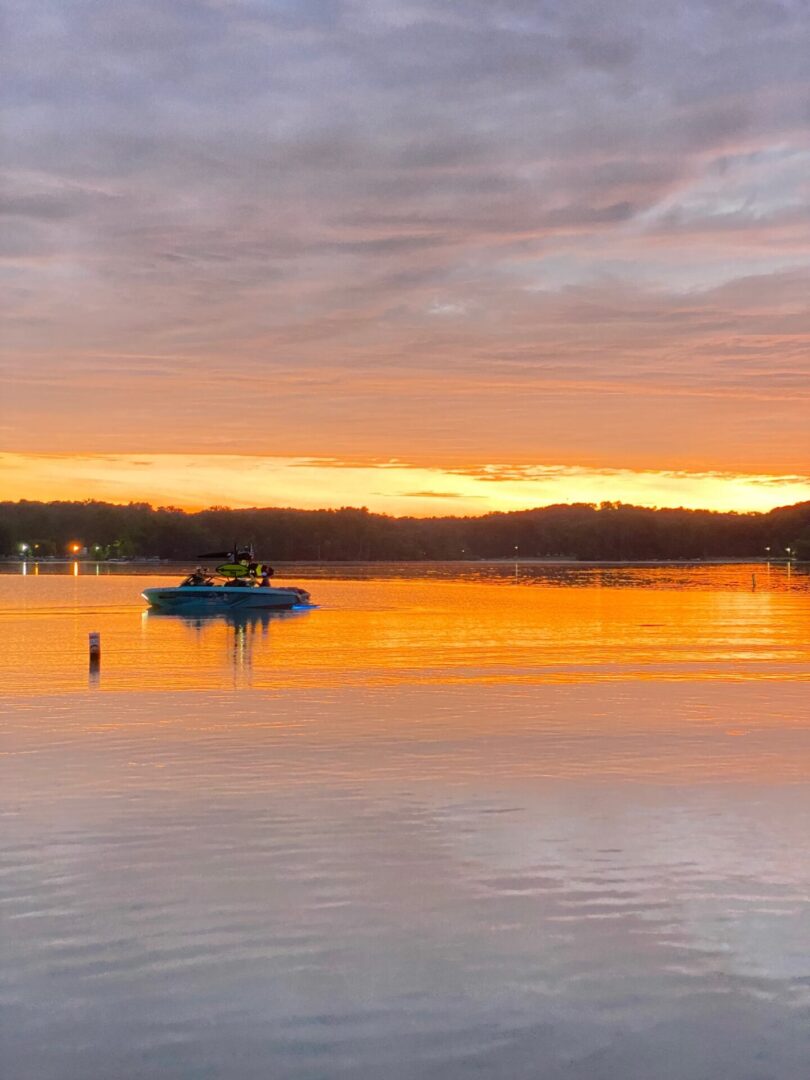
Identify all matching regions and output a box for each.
[1,1,809,480]
[2,453,809,516]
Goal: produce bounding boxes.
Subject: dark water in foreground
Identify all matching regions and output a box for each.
[1,563,809,1079]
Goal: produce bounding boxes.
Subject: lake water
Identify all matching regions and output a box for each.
[2,562,809,1079]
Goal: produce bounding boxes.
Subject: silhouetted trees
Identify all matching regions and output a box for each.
[0,498,809,562]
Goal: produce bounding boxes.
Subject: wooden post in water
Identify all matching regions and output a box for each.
[89,631,101,671]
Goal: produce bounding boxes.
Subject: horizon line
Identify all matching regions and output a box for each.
[3,494,808,521]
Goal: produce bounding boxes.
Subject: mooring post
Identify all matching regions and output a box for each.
[89,631,101,669]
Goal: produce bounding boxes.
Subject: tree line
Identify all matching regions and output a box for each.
[1,498,809,562]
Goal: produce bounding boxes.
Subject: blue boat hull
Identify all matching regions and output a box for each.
[142,585,311,613]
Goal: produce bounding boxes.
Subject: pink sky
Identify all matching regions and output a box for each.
[1,2,808,512]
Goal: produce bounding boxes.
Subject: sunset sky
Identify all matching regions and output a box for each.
[2,0,809,514]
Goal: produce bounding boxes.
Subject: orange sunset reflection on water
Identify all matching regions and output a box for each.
[3,564,808,700]
[3,563,810,1080]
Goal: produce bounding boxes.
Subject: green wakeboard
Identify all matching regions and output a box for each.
[216,562,251,578]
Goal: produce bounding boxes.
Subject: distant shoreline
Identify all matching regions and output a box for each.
[1,556,803,568]
[3,498,807,562]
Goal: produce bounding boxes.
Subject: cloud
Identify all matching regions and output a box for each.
[401,490,475,498]
[1,0,809,477]
[2,452,810,515]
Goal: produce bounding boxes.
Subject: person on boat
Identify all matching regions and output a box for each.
[182,567,208,586]
[259,565,275,587]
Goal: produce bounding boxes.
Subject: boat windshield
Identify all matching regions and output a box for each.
[180,570,216,587]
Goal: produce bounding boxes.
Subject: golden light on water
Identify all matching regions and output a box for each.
[4,567,810,1076]
[2,568,808,700]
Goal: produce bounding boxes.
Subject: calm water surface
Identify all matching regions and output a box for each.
[1,563,809,1079]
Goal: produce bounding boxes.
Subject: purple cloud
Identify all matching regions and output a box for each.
[1,0,808,477]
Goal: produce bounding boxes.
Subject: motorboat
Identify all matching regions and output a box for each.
[142,547,312,614]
